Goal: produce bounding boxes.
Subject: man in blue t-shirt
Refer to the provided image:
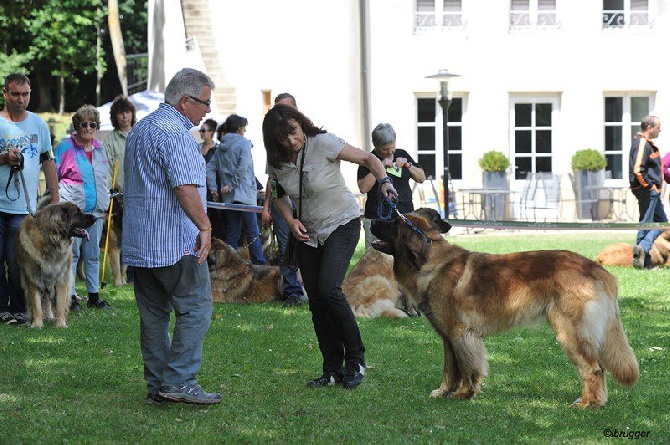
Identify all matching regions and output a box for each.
[0,73,60,325]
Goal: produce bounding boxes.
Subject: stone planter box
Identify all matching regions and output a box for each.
[482,171,509,220]
[573,169,611,220]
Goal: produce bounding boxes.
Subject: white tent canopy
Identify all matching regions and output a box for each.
[97,89,165,138]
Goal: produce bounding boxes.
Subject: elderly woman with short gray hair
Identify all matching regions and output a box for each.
[357,122,426,248]
[54,104,110,310]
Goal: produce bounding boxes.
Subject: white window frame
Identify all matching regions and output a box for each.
[603,0,653,30]
[510,0,559,31]
[509,95,560,186]
[415,0,465,33]
[603,93,655,185]
[415,95,465,181]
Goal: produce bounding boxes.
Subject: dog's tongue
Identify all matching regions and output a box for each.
[84,229,90,241]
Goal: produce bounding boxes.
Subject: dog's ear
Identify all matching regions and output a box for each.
[414,208,451,234]
[397,219,430,270]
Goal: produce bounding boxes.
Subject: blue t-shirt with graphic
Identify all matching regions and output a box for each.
[0,112,51,214]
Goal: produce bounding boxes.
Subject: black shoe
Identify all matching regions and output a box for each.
[0,311,16,325]
[87,299,112,309]
[343,363,366,389]
[12,312,29,326]
[282,295,303,308]
[70,297,83,312]
[145,389,173,407]
[307,371,343,388]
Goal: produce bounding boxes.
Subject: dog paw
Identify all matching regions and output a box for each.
[30,322,43,329]
[571,397,601,409]
[430,388,448,398]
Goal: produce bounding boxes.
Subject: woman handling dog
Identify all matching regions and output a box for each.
[262,104,396,389]
[54,105,111,310]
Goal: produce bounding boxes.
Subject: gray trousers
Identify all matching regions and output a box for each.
[133,255,212,391]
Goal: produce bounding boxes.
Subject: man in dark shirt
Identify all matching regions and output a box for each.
[629,115,666,269]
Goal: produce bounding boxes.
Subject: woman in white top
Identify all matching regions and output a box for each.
[262,104,396,389]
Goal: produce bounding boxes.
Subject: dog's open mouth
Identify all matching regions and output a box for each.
[71,228,90,240]
[371,239,393,255]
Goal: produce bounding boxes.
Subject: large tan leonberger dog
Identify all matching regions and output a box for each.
[208,237,281,303]
[371,208,639,407]
[16,202,96,328]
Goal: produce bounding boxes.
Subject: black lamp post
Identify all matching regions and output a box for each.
[426,69,459,219]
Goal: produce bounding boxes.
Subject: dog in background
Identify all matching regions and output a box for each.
[372,208,638,407]
[100,191,126,286]
[208,237,281,303]
[16,202,96,328]
[596,229,670,267]
[343,248,417,318]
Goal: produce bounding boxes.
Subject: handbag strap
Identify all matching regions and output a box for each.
[297,137,307,219]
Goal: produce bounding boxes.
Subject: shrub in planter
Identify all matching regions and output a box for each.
[571,148,607,172]
[571,149,609,220]
[479,151,510,220]
[479,150,510,172]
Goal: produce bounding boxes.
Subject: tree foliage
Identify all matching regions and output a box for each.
[0,0,147,112]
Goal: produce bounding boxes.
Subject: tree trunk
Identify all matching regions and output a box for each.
[96,20,103,106]
[108,0,128,96]
[59,62,65,115]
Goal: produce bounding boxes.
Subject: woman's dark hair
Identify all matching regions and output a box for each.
[216,123,226,141]
[202,118,218,133]
[109,95,137,130]
[223,114,248,134]
[262,104,326,168]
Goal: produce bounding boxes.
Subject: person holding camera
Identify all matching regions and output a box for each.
[0,73,59,326]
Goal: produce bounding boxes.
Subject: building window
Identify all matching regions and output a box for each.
[603,0,650,28]
[416,96,463,181]
[416,0,463,31]
[604,95,651,180]
[510,98,557,180]
[510,0,557,30]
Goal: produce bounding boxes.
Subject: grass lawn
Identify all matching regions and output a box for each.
[1,230,669,444]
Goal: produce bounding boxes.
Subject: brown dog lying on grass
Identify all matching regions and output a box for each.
[343,248,417,318]
[208,237,281,303]
[371,208,638,407]
[595,229,670,267]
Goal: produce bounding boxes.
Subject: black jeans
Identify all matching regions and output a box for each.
[297,217,364,373]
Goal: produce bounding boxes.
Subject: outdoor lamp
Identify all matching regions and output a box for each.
[426,69,459,219]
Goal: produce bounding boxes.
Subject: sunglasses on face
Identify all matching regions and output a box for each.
[79,121,98,130]
[199,128,211,133]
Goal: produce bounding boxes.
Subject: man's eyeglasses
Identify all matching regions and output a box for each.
[187,95,211,108]
[79,121,98,130]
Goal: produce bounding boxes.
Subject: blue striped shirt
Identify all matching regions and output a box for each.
[121,103,207,268]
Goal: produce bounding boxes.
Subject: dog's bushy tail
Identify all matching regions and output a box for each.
[594,271,639,387]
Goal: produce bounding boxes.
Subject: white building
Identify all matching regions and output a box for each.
[151,0,670,220]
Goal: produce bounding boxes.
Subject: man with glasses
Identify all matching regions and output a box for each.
[0,73,59,325]
[123,68,221,406]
